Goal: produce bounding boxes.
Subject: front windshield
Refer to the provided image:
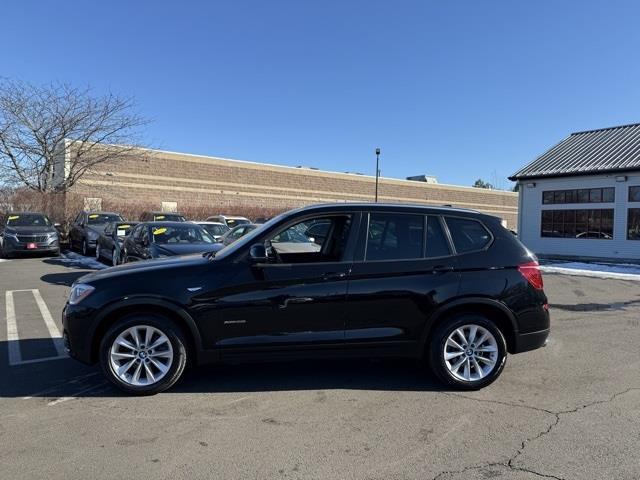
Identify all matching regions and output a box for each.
[200,224,229,236]
[154,214,185,222]
[226,218,249,228]
[6,214,51,227]
[115,223,136,238]
[151,225,214,244]
[87,213,123,225]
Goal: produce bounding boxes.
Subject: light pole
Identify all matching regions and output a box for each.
[375,147,380,202]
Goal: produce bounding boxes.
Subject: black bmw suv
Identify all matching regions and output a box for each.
[63,203,549,395]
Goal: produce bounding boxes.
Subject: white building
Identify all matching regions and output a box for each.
[510,123,640,261]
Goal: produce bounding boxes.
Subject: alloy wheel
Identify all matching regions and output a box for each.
[443,324,498,382]
[109,325,174,387]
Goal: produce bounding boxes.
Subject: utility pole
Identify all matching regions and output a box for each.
[375,147,381,202]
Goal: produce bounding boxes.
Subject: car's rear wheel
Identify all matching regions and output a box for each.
[99,315,188,395]
[428,314,507,390]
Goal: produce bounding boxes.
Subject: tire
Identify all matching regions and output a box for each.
[99,314,188,395]
[95,244,101,260]
[82,238,89,257]
[112,248,119,266]
[428,314,507,390]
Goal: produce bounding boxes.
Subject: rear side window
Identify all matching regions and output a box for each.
[426,216,451,257]
[445,217,492,253]
[366,213,424,261]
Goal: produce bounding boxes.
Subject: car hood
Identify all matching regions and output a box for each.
[6,225,57,234]
[77,253,212,284]
[154,243,219,256]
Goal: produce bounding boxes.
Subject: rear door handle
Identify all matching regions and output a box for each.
[432,265,454,274]
[322,272,347,281]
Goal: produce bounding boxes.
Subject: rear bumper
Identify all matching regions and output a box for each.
[513,327,549,353]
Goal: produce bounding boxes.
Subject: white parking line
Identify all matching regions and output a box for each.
[5,289,68,366]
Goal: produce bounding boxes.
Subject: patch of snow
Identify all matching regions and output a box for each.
[541,261,640,281]
[55,251,107,270]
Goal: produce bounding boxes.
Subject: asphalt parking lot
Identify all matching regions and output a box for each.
[0,255,638,480]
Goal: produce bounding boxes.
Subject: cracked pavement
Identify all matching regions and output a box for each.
[1,258,639,479]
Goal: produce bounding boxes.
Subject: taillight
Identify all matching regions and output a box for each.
[518,261,544,290]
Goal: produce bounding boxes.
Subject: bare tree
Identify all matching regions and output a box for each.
[0,79,149,193]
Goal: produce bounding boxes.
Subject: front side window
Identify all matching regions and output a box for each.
[269,215,351,263]
[628,209,640,240]
[445,217,491,253]
[366,213,423,261]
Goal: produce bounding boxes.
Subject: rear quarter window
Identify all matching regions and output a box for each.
[445,217,492,253]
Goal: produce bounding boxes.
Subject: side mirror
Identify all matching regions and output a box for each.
[249,243,267,263]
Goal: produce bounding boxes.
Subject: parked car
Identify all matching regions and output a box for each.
[139,211,186,222]
[122,222,217,262]
[96,221,139,266]
[195,221,230,241]
[205,215,250,228]
[0,212,60,258]
[217,223,258,246]
[63,203,550,395]
[69,211,124,256]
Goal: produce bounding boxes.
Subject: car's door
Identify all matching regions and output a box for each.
[69,212,85,248]
[195,212,360,352]
[124,224,147,261]
[344,212,460,351]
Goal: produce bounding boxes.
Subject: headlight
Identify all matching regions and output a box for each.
[48,231,59,241]
[68,283,95,305]
[4,231,18,241]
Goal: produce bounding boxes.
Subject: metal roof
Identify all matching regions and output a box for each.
[510,123,640,180]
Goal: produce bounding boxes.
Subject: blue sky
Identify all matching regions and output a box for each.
[3,1,640,188]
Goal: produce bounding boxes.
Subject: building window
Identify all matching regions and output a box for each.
[542,188,614,204]
[628,209,640,240]
[541,209,614,239]
[628,186,640,202]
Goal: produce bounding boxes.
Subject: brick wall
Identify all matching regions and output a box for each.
[69,147,519,227]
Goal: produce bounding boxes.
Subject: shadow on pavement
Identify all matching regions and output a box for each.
[40,271,88,286]
[0,338,445,398]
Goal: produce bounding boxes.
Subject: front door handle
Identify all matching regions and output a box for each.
[279,297,314,309]
[322,272,347,281]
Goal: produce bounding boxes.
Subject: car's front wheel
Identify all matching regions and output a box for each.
[82,238,89,256]
[428,314,507,390]
[99,315,188,395]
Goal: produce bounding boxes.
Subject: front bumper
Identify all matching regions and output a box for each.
[3,237,59,255]
[62,303,98,364]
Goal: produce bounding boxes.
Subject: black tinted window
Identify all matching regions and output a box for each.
[366,213,424,261]
[426,216,450,257]
[445,217,491,253]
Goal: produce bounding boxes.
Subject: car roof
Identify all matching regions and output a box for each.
[7,212,47,216]
[84,211,122,216]
[142,221,200,227]
[196,221,226,225]
[145,211,184,215]
[285,202,488,217]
